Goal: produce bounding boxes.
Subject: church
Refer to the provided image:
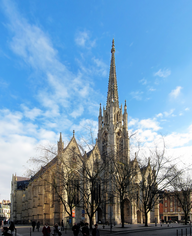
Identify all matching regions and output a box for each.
[10,40,159,225]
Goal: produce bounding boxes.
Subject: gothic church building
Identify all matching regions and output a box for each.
[11,40,159,225]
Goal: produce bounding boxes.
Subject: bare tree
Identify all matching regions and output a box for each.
[136,141,182,226]
[111,155,136,227]
[78,150,109,229]
[171,176,192,225]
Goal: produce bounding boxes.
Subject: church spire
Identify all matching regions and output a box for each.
[106,39,119,108]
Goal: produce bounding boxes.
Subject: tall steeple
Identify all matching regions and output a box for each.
[106,39,119,108]
[97,39,130,164]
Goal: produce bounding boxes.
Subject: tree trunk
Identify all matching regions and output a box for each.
[144,209,148,227]
[184,212,188,225]
[89,215,93,230]
[120,198,125,228]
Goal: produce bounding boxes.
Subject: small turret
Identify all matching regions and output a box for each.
[123,100,128,129]
[57,132,64,154]
[98,104,103,131]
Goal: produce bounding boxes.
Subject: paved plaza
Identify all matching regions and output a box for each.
[2,223,192,236]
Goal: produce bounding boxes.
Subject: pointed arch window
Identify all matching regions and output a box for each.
[102,132,108,161]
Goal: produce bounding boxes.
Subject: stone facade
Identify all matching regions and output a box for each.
[10,40,159,225]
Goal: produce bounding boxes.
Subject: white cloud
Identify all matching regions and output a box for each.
[164,109,175,117]
[21,105,42,120]
[130,91,143,100]
[149,87,156,92]
[0,78,9,88]
[139,119,161,131]
[139,78,147,85]
[75,30,96,48]
[92,57,107,77]
[185,107,190,111]
[70,105,84,118]
[129,118,138,127]
[169,86,182,99]
[129,117,161,131]
[156,113,163,118]
[154,69,171,78]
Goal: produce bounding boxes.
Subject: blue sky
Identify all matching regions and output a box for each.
[0,0,192,200]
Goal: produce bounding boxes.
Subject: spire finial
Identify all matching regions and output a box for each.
[73,130,75,136]
[99,103,102,116]
[111,39,115,53]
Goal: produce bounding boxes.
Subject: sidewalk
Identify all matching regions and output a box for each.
[10,223,192,236]
[97,222,192,233]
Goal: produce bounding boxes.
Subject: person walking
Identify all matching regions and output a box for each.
[92,224,100,236]
[61,220,64,231]
[36,221,40,232]
[82,223,89,236]
[53,223,61,236]
[9,221,15,235]
[42,223,51,236]
[72,223,79,236]
[32,220,36,232]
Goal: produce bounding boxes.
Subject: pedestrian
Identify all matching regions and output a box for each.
[92,224,100,236]
[53,223,62,236]
[42,223,51,236]
[36,221,40,232]
[2,227,11,236]
[61,220,64,231]
[9,221,15,235]
[82,223,89,236]
[72,223,79,236]
[32,220,36,232]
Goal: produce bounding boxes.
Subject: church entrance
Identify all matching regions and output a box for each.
[137,210,141,223]
[96,208,102,223]
[124,199,132,223]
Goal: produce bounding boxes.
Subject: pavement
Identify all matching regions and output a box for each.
[2,223,192,236]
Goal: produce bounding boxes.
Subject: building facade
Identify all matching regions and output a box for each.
[162,191,192,222]
[10,40,159,225]
[0,200,11,222]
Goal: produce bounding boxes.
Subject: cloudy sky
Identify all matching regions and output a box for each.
[0,0,192,200]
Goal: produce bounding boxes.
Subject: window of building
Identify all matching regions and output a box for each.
[165,208,167,212]
[170,208,173,212]
[165,203,167,207]
[178,207,180,212]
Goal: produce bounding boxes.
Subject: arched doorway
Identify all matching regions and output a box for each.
[137,210,141,223]
[124,199,132,223]
[96,208,102,223]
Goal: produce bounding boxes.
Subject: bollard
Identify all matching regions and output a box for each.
[15,228,17,236]
[30,227,31,236]
[65,227,67,234]
[110,224,112,233]
[186,228,187,236]
[176,229,178,236]
[190,227,191,236]
[181,229,183,236]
